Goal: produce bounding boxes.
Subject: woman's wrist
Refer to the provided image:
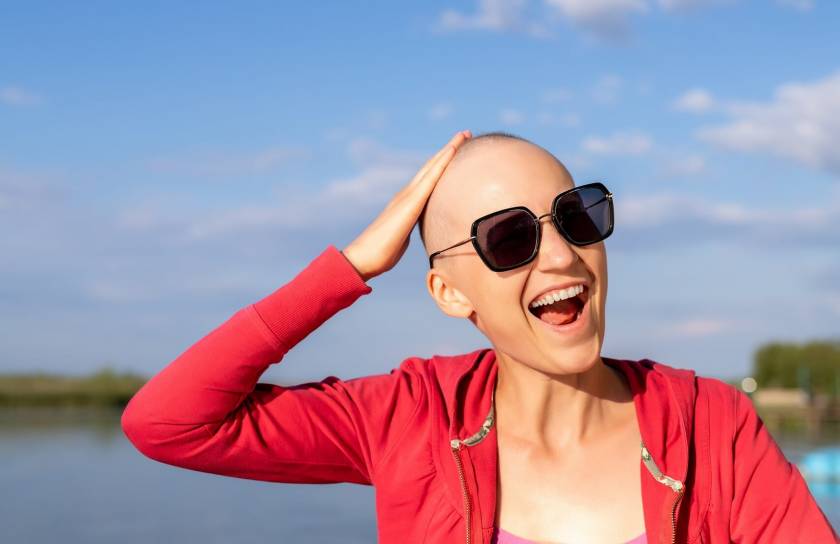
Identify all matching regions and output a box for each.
[339,247,371,282]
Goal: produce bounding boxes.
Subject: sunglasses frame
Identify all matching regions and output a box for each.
[427,181,614,272]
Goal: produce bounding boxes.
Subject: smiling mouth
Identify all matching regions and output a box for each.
[528,286,588,326]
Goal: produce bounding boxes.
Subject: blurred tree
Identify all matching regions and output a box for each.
[753,339,840,396]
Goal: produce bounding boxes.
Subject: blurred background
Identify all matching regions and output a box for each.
[1,1,838,541]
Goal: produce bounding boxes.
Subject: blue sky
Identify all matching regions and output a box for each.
[1,0,838,382]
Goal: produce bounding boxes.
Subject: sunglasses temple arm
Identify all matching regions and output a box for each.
[428,237,475,268]
[580,194,611,211]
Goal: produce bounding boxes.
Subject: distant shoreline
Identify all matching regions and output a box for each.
[0,369,148,408]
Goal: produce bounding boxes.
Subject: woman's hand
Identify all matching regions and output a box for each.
[342,130,471,282]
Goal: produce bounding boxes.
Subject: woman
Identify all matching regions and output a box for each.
[121,130,837,543]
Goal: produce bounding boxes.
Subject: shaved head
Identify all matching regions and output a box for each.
[418,131,571,266]
[421,129,606,380]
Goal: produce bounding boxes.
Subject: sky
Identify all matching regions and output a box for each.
[1,0,838,383]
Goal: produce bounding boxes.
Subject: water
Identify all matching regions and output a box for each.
[1,407,837,542]
[0,407,376,543]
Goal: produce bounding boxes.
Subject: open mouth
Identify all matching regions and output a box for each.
[527,285,589,327]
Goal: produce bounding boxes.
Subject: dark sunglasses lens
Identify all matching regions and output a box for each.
[476,209,537,269]
[555,185,612,244]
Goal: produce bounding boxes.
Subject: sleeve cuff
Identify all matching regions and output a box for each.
[251,244,373,351]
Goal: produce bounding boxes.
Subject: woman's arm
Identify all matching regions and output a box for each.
[120,244,423,485]
[729,388,838,542]
[121,130,471,485]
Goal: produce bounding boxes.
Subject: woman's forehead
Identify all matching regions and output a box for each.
[423,137,574,248]
[442,148,574,224]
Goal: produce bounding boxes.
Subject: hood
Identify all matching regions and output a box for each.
[430,347,698,543]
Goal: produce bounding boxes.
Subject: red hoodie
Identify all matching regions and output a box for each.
[121,244,838,544]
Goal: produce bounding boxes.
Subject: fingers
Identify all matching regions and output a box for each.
[419,130,470,183]
[447,129,472,147]
[391,129,471,212]
[347,129,473,280]
[419,144,457,187]
[440,129,471,159]
[410,130,471,186]
[429,130,471,163]
[412,142,455,182]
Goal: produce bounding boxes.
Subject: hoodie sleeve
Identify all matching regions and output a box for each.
[120,244,424,486]
[729,388,838,543]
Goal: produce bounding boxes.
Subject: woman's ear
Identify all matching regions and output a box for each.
[425,267,474,319]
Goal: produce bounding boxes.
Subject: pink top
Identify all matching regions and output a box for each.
[493,527,647,544]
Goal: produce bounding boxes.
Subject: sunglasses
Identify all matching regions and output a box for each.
[428,181,614,272]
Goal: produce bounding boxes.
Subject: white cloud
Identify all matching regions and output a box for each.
[545,0,648,40]
[366,109,388,130]
[618,190,839,236]
[555,150,591,171]
[661,318,733,337]
[620,193,747,228]
[535,112,580,127]
[116,138,432,244]
[439,0,525,30]
[345,137,426,167]
[147,146,309,177]
[323,126,350,142]
[825,294,840,317]
[428,102,454,121]
[582,131,653,155]
[435,0,744,42]
[0,167,65,210]
[608,188,840,261]
[536,112,554,125]
[499,108,525,125]
[672,88,715,113]
[776,0,814,11]
[324,165,418,200]
[559,113,581,126]
[0,86,41,106]
[541,87,573,103]
[696,71,840,176]
[592,74,623,104]
[84,264,273,304]
[658,154,707,177]
[179,200,315,241]
[437,0,550,37]
[658,0,735,10]
[84,281,152,304]
[176,138,428,241]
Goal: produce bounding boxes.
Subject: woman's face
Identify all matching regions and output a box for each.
[425,139,608,376]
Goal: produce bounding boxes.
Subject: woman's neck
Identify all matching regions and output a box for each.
[493,351,634,452]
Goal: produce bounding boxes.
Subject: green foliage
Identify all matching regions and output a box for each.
[0,366,148,407]
[753,339,840,396]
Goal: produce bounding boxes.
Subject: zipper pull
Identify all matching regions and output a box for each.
[641,443,684,493]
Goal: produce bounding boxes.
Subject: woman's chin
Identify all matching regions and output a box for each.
[535,347,602,377]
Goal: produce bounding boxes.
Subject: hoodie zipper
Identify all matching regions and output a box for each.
[641,442,685,544]
[450,440,473,544]
[450,388,496,544]
[450,391,684,544]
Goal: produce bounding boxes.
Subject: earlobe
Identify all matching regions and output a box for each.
[425,269,473,319]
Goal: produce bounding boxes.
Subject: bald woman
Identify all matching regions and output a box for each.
[124,130,837,543]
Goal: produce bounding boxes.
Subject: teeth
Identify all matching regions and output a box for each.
[529,284,585,308]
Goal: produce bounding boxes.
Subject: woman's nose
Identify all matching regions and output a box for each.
[534,216,579,270]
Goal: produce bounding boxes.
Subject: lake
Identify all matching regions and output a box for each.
[1,407,837,542]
